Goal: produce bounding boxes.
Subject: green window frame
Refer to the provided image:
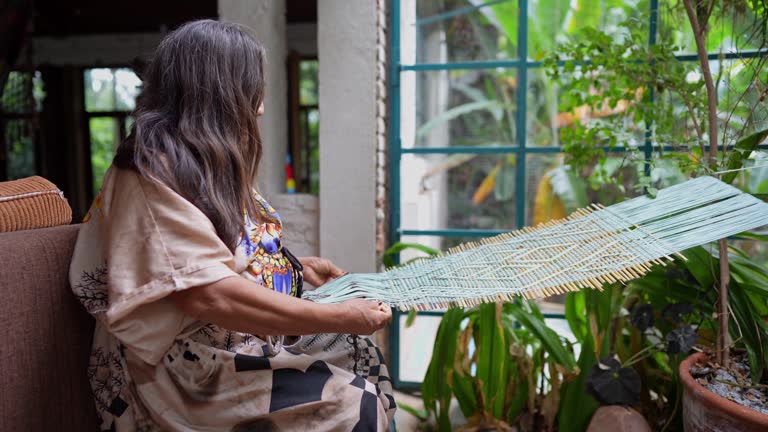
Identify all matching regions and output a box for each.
[387,0,768,389]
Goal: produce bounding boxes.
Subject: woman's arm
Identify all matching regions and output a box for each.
[168,276,390,336]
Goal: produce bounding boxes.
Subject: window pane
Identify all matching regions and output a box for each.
[396,234,479,264]
[90,117,119,194]
[401,153,517,231]
[525,152,658,226]
[711,59,768,142]
[85,68,116,112]
[299,60,319,106]
[5,119,36,179]
[1,71,44,114]
[529,0,649,59]
[659,3,766,55]
[401,69,518,149]
[125,116,135,134]
[114,68,142,111]
[398,313,443,383]
[527,66,650,150]
[401,0,518,65]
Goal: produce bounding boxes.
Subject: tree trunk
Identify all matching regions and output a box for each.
[682,0,730,367]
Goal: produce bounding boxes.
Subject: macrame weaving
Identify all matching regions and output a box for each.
[302,176,768,311]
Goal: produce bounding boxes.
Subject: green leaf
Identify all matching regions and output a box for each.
[681,247,717,290]
[723,128,768,184]
[490,307,510,417]
[396,402,428,421]
[494,157,516,201]
[550,166,589,210]
[422,307,466,431]
[506,370,529,422]
[558,336,599,432]
[382,242,439,268]
[565,291,588,342]
[416,100,505,139]
[404,309,417,328]
[475,303,510,418]
[729,283,767,383]
[505,302,577,370]
[731,231,768,242]
[452,371,478,419]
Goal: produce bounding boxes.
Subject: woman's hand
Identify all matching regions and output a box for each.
[337,299,392,335]
[299,256,346,287]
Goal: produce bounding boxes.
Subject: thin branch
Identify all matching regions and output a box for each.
[677,87,706,151]
[683,0,719,165]
[683,0,730,369]
[702,0,716,30]
[720,60,764,147]
[718,238,731,368]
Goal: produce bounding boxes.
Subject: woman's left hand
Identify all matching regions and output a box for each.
[298,256,346,287]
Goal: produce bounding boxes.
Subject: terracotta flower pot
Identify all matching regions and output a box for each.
[679,352,768,431]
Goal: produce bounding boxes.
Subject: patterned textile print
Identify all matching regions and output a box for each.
[240,193,298,296]
[295,333,396,421]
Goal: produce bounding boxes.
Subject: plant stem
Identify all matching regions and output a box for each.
[623,341,666,367]
[718,238,730,368]
[682,0,731,369]
[682,0,718,167]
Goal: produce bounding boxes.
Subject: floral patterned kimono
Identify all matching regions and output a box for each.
[69,167,395,431]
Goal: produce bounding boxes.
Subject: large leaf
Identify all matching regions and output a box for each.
[472,162,501,205]
[505,302,577,370]
[494,155,517,202]
[549,165,589,210]
[475,303,510,418]
[381,242,439,268]
[723,128,768,184]
[452,369,478,419]
[422,307,466,431]
[565,291,589,342]
[558,336,599,432]
[533,170,568,224]
[681,247,717,290]
[416,100,505,139]
[729,282,767,383]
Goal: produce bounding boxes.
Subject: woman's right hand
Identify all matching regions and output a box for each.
[336,299,392,335]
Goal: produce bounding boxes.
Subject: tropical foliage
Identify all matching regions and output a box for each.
[401,0,768,430]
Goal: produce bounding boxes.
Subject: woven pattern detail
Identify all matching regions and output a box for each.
[0,176,72,233]
[304,176,768,311]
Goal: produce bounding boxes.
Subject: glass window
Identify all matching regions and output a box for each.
[1,71,45,180]
[84,68,141,195]
[289,58,320,195]
[388,0,768,389]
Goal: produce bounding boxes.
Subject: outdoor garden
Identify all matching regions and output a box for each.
[389,0,768,430]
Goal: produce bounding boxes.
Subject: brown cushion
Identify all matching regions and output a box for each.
[0,225,98,431]
[0,176,73,233]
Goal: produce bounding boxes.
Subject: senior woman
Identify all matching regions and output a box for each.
[70,20,394,431]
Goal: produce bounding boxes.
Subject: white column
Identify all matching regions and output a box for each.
[219,0,287,197]
[318,0,378,272]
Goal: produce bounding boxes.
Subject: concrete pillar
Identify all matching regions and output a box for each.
[318,0,379,273]
[219,0,287,197]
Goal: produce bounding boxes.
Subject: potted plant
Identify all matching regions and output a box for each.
[540,0,768,429]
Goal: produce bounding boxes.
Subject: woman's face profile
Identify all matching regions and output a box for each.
[257,102,265,117]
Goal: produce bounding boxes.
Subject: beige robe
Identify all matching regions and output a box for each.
[69,167,395,431]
